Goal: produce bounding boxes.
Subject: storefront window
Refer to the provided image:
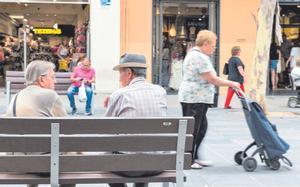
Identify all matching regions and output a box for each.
[0,1,90,78]
[268,3,300,94]
[152,0,217,91]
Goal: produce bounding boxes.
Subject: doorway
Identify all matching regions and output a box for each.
[152,0,218,92]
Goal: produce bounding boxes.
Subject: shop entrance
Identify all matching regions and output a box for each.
[268,1,300,95]
[0,0,90,86]
[152,0,218,93]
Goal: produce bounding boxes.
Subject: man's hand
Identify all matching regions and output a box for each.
[83,79,88,84]
[103,96,110,108]
[74,77,82,82]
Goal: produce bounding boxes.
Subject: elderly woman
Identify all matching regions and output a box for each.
[6,60,74,187]
[224,46,246,109]
[6,60,67,117]
[178,30,240,169]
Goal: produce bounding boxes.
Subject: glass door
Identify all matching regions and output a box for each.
[152,0,218,92]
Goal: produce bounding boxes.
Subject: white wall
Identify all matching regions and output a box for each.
[90,0,120,93]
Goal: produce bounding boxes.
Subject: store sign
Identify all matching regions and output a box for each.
[33,28,62,35]
[101,0,111,6]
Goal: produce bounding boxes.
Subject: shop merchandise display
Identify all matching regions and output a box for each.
[159,11,208,90]
[0,21,89,74]
[169,46,183,90]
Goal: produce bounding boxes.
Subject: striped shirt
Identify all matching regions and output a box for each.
[105,77,167,117]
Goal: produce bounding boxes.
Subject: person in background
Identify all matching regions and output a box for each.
[0,42,5,77]
[57,39,70,59]
[224,46,246,109]
[57,39,70,72]
[178,30,240,169]
[291,58,300,86]
[281,34,292,66]
[287,42,300,71]
[5,60,74,187]
[67,58,95,115]
[270,42,281,90]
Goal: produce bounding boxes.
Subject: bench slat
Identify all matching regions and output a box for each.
[6,71,71,78]
[5,71,24,77]
[0,171,178,184]
[0,118,194,134]
[0,154,192,172]
[6,77,70,83]
[6,77,26,83]
[8,89,69,95]
[0,135,193,152]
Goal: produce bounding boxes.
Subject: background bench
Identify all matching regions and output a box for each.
[5,71,95,113]
[0,117,194,187]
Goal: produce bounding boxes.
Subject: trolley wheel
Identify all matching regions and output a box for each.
[242,157,257,172]
[269,159,281,170]
[288,97,299,108]
[234,151,247,165]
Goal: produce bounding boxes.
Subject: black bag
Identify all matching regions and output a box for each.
[223,63,229,75]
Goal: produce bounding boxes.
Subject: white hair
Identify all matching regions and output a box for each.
[25,60,55,85]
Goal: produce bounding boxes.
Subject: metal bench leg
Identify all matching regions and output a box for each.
[6,81,10,109]
[175,120,187,187]
[163,182,170,187]
[51,123,60,187]
[91,83,95,114]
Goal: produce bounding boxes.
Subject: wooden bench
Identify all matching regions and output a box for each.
[5,71,95,112]
[0,117,194,187]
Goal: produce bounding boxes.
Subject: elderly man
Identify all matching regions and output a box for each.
[104,53,167,187]
[6,60,74,187]
[67,57,95,115]
[105,53,167,117]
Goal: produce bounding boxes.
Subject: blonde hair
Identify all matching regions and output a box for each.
[296,58,300,67]
[195,30,217,47]
[231,46,241,56]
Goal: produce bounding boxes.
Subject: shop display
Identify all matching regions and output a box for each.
[0,19,90,73]
[169,53,183,90]
[75,22,88,53]
[159,11,209,90]
[169,24,176,38]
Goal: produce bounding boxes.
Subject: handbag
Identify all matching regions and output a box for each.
[223,63,229,75]
[78,82,87,103]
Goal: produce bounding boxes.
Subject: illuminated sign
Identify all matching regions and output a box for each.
[33,28,62,35]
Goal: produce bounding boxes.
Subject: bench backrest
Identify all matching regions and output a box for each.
[0,117,194,173]
[6,71,71,94]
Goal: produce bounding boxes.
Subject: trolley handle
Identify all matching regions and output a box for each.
[232,87,252,111]
[232,87,246,99]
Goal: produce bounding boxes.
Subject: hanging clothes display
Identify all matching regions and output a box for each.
[161,47,171,87]
[169,57,183,90]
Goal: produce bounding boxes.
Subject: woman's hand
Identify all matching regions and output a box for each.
[231,81,241,90]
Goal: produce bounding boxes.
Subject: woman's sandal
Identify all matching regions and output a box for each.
[191,162,203,169]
